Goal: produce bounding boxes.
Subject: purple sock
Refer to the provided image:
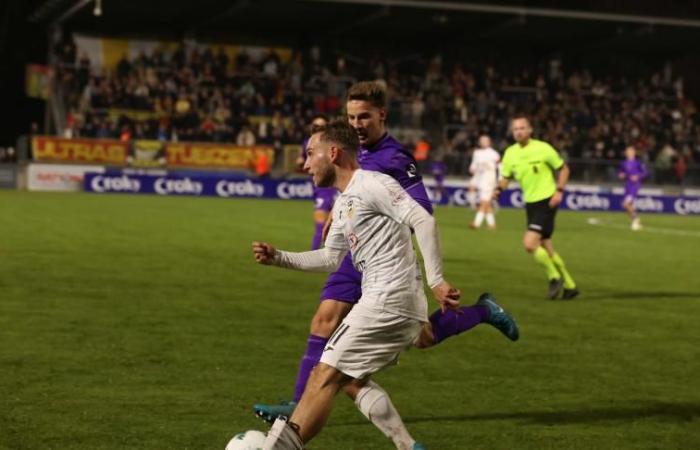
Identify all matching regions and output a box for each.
[311,222,324,250]
[429,305,490,343]
[293,334,328,402]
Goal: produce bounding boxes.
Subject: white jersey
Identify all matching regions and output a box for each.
[325,170,433,322]
[275,169,444,324]
[469,147,500,186]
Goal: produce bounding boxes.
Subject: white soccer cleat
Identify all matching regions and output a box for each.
[631,218,642,231]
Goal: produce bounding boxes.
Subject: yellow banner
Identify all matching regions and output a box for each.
[32,136,128,165]
[166,143,274,169]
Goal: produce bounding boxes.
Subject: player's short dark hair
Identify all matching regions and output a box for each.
[317,119,360,156]
[511,114,531,124]
[346,81,386,109]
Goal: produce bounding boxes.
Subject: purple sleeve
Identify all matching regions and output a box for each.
[388,151,433,214]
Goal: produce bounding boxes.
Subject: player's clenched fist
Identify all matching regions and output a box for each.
[431,280,461,313]
[252,241,277,264]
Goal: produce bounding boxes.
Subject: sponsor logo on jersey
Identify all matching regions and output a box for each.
[407,163,417,178]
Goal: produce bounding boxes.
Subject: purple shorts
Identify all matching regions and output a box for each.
[320,253,362,303]
[314,187,336,212]
[624,184,640,203]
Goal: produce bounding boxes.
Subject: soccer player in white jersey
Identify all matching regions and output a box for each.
[468,135,500,229]
[252,120,461,450]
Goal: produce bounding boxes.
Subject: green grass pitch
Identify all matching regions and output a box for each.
[1,190,699,449]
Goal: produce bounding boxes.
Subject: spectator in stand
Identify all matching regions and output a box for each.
[414,136,430,174]
[252,149,271,178]
[237,124,257,147]
[57,40,698,183]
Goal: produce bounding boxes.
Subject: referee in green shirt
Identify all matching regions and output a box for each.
[495,115,579,300]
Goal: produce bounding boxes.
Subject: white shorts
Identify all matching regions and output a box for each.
[477,183,496,202]
[319,309,423,380]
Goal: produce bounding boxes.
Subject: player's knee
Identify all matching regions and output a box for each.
[309,307,344,336]
[523,240,538,253]
[413,324,436,349]
[308,363,347,391]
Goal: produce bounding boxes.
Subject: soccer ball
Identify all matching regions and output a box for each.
[225,430,267,450]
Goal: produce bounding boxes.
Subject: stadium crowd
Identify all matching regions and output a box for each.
[53,36,700,180]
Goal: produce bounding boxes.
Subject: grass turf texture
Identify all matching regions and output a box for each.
[1,191,699,450]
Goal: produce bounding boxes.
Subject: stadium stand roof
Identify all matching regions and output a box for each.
[22,0,700,52]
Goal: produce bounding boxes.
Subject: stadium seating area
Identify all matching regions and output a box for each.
[54,37,700,178]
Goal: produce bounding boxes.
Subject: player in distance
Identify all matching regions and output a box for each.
[468,135,500,230]
[618,145,648,231]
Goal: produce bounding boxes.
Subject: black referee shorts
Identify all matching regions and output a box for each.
[525,197,557,239]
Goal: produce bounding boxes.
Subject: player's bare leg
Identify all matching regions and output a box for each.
[623,199,641,230]
[310,300,353,337]
[289,363,348,442]
[471,198,489,229]
[484,200,496,229]
[263,363,346,450]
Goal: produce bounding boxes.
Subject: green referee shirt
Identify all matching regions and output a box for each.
[501,139,564,203]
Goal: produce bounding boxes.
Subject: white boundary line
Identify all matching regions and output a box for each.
[586,217,700,238]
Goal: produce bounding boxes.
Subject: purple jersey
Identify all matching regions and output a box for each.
[358,133,433,214]
[302,137,337,211]
[431,161,447,184]
[618,159,647,198]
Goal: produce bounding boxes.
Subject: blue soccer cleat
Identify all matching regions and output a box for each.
[413,443,427,450]
[253,401,297,424]
[476,293,519,341]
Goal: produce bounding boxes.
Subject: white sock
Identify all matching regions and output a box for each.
[486,213,495,227]
[474,211,485,227]
[263,418,304,450]
[355,381,415,450]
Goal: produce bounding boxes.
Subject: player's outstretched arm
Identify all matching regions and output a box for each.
[251,241,347,273]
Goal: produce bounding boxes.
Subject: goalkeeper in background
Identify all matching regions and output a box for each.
[496,115,579,300]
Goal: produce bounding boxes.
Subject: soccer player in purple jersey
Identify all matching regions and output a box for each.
[430,157,447,203]
[254,82,519,433]
[618,145,648,231]
[298,114,337,249]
